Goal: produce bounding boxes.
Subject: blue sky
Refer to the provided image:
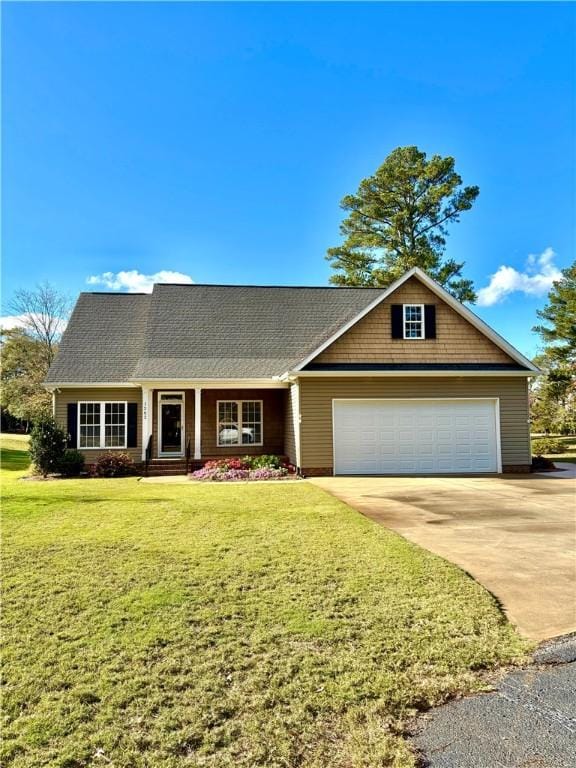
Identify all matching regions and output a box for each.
[2,1,574,357]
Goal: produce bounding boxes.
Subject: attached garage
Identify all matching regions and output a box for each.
[333,399,501,475]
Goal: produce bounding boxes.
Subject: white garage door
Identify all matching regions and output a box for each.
[333,399,499,475]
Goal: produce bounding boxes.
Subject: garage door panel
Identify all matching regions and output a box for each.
[334,399,499,475]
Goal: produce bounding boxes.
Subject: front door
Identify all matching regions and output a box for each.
[158,393,185,456]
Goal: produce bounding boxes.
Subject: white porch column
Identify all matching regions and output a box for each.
[141,386,153,461]
[194,388,202,460]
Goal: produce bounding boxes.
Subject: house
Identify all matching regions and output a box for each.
[44,267,539,476]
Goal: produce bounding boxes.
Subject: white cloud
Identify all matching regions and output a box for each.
[0,314,68,333]
[86,269,194,293]
[477,248,562,307]
[0,314,28,330]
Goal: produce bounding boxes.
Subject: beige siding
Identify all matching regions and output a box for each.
[299,376,530,470]
[315,277,514,364]
[54,387,142,463]
[283,383,299,465]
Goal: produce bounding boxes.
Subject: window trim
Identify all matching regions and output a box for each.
[216,399,264,448]
[402,303,425,340]
[78,401,128,450]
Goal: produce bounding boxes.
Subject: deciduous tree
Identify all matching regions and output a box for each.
[0,329,52,426]
[8,282,71,367]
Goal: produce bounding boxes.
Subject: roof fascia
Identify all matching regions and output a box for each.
[288,369,537,379]
[43,382,140,390]
[131,378,289,389]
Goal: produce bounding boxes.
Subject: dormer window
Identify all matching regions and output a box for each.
[403,304,424,339]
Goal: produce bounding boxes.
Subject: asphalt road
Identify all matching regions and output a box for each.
[412,638,576,768]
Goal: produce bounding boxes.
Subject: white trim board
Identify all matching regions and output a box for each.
[132,378,289,389]
[45,382,140,390]
[290,267,540,374]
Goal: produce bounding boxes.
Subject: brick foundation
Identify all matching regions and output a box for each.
[502,464,531,474]
[301,467,333,477]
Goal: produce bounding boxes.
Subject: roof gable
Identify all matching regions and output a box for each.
[293,268,538,372]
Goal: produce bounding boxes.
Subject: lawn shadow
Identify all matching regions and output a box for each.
[1,448,31,472]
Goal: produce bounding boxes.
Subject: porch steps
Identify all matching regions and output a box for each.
[146,460,189,477]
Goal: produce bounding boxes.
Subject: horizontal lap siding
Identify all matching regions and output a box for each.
[200,389,285,456]
[299,377,530,469]
[54,388,142,463]
[315,278,514,364]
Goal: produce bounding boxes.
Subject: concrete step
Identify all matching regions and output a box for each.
[146,460,189,477]
[148,463,187,468]
[146,468,188,477]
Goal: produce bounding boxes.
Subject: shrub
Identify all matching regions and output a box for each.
[202,455,285,471]
[58,449,85,477]
[531,455,556,472]
[244,454,282,469]
[95,451,135,477]
[29,418,67,477]
[531,437,565,456]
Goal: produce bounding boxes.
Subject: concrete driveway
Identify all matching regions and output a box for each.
[310,468,576,641]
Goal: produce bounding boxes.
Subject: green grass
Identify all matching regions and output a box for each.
[1,434,529,767]
[544,435,576,464]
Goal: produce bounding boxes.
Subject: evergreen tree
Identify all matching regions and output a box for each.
[533,260,576,364]
[327,146,479,302]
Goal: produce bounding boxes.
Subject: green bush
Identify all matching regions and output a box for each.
[531,437,565,456]
[95,451,135,477]
[58,449,85,477]
[28,418,67,477]
[531,455,556,471]
[243,454,281,469]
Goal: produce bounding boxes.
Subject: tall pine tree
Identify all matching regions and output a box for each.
[533,260,576,364]
[326,146,479,302]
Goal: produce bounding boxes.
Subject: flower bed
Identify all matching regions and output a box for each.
[191,456,296,482]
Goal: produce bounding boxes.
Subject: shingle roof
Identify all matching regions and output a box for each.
[45,293,151,383]
[45,284,384,383]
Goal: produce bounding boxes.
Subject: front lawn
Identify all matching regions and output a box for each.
[544,435,576,464]
[2,435,529,767]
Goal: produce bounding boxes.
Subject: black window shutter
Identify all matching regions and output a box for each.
[127,403,138,448]
[424,305,436,339]
[67,403,78,448]
[391,305,403,339]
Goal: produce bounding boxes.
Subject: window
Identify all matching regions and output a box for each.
[79,402,127,449]
[403,304,425,339]
[217,400,263,446]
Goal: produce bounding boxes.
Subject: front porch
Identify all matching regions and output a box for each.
[141,385,295,474]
